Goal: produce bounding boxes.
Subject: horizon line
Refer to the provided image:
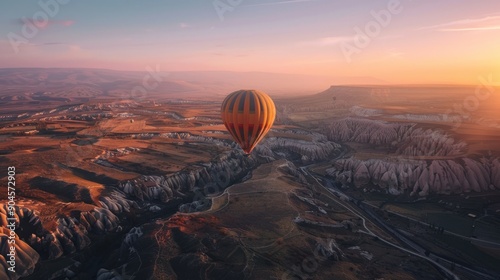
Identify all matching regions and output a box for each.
[0,67,493,88]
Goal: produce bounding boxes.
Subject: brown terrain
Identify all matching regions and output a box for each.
[0,68,499,280]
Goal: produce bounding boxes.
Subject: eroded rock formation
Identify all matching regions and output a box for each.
[328,118,466,157]
[327,157,500,196]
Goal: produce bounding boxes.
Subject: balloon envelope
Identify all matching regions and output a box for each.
[221,89,276,154]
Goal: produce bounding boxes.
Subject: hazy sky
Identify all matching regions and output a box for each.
[1,0,500,84]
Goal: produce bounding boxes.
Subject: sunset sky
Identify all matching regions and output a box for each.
[1,0,499,84]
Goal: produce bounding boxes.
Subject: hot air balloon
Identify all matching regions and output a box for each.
[221,89,276,154]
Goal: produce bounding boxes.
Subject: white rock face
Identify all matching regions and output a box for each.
[328,117,413,145]
[179,199,211,213]
[96,268,124,280]
[56,216,91,252]
[395,128,466,157]
[118,150,255,203]
[315,239,345,261]
[350,106,383,117]
[353,162,370,187]
[277,161,308,184]
[327,157,500,196]
[259,137,340,161]
[118,227,143,260]
[254,129,340,162]
[4,199,127,269]
[391,113,463,123]
[326,118,495,195]
[99,191,137,214]
[159,132,230,147]
[328,118,466,157]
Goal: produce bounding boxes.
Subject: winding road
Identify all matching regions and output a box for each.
[301,164,499,280]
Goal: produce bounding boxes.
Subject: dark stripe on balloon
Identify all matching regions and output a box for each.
[238,92,247,113]
[249,92,256,113]
[227,93,238,113]
[232,93,245,145]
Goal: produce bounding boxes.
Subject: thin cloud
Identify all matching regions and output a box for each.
[419,15,500,32]
[32,42,81,51]
[300,34,400,48]
[301,35,358,46]
[439,25,500,32]
[211,52,248,57]
[244,0,320,7]
[16,19,75,29]
[179,22,189,28]
[35,42,67,46]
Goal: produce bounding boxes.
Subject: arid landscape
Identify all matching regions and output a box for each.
[2,1,500,279]
[0,68,499,279]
